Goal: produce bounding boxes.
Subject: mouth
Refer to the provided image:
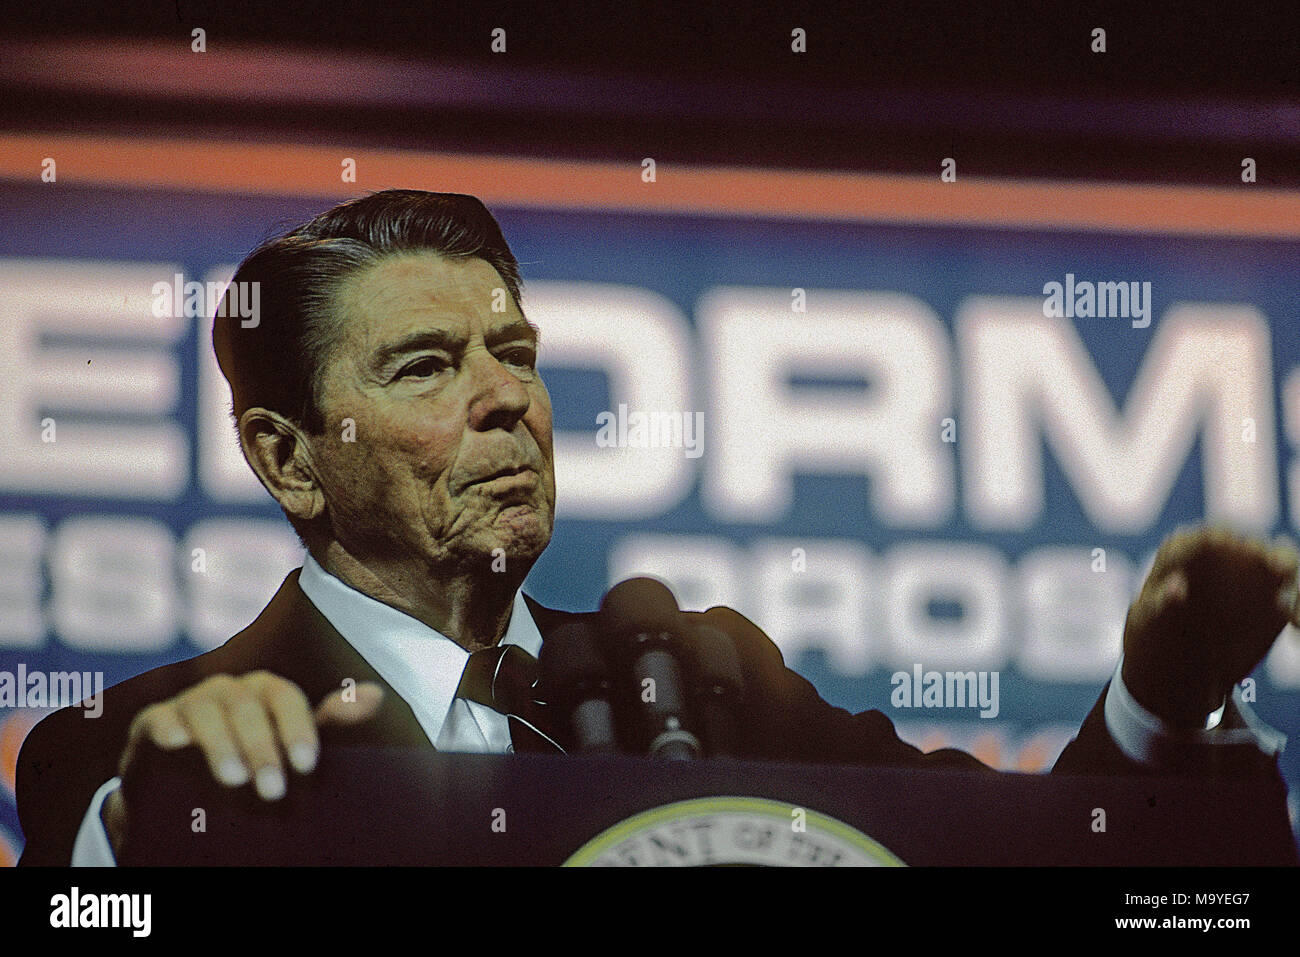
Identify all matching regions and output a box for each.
[470,466,538,488]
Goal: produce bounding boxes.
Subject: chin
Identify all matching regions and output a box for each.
[484,506,553,562]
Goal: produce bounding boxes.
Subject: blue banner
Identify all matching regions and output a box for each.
[2,182,1298,861]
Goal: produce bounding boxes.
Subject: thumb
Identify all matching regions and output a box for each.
[313,682,385,727]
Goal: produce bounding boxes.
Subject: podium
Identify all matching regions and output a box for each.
[119,746,1299,865]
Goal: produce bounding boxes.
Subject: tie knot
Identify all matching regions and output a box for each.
[457,644,540,715]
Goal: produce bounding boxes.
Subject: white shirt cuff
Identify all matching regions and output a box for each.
[70,778,121,867]
[1104,655,1287,767]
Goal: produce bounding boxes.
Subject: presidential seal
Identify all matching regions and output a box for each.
[563,797,906,867]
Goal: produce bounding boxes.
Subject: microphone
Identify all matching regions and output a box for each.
[599,577,701,760]
[688,624,746,758]
[538,621,618,753]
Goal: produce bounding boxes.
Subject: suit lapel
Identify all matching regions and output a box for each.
[521,592,597,639]
[229,572,594,752]
[221,570,434,750]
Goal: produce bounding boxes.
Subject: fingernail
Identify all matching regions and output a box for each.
[288,743,317,774]
[217,757,249,787]
[255,767,286,801]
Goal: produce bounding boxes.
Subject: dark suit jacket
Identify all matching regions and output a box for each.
[15,568,1286,865]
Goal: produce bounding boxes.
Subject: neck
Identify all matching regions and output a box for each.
[312,541,524,653]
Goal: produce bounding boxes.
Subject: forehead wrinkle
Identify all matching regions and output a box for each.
[327,252,533,384]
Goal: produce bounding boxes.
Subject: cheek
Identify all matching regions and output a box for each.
[529,387,555,450]
[398,416,463,484]
[331,413,458,490]
[318,434,384,509]
[528,395,557,504]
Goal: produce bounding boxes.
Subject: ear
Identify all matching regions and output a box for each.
[238,408,327,524]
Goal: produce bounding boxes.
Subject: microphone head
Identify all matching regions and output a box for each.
[690,625,745,696]
[539,621,610,700]
[599,577,682,641]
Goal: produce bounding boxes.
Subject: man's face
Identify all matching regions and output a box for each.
[306,251,555,576]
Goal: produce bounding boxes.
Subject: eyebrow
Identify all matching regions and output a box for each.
[485,317,541,350]
[369,318,540,374]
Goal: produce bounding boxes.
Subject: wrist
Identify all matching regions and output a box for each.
[1119,657,1224,730]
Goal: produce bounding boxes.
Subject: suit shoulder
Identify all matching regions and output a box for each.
[16,641,241,791]
[687,604,789,670]
[15,572,303,864]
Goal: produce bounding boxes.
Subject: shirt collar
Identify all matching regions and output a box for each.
[296,551,544,744]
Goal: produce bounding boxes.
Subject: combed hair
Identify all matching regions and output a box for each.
[212,189,524,435]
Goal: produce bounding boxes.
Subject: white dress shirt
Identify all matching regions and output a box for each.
[67,555,1286,865]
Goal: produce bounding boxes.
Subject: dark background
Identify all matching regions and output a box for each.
[1,1,1297,185]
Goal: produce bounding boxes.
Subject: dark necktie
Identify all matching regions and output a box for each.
[456,644,565,754]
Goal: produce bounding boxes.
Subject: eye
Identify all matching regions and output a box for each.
[499,346,537,370]
[396,355,449,380]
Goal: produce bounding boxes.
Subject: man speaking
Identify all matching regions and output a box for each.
[15,190,1294,865]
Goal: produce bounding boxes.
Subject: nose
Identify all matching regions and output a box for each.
[465,349,531,432]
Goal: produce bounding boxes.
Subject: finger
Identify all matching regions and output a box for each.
[1154,569,1189,613]
[1124,568,1188,659]
[144,707,193,750]
[314,682,385,727]
[1149,526,1278,596]
[1267,535,1300,580]
[224,689,287,801]
[177,694,250,788]
[1147,527,1204,587]
[1199,524,1252,568]
[103,788,127,856]
[1277,575,1300,626]
[255,675,319,775]
[118,703,192,779]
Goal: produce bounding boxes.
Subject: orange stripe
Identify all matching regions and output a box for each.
[0,710,39,800]
[2,132,1298,237]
